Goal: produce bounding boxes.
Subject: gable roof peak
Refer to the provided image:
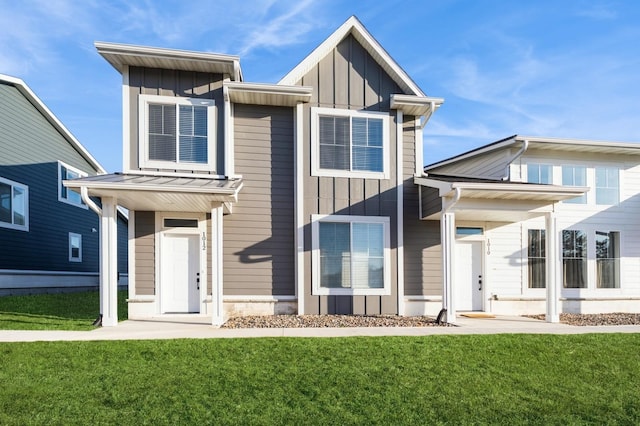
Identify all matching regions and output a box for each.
[279,15,426,96]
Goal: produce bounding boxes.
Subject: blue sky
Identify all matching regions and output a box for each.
[2,0,639,173]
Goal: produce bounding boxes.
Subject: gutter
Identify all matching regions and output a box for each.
[502,139,529,180]
[81,186,102,216]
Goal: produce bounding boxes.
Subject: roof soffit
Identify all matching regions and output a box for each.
[278,16,425,96]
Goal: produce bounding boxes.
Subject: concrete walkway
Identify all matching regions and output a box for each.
[1,315,639,342]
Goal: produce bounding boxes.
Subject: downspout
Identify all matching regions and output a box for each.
[419,101,437,130]
[437,186,461,324]
[81,185,103,325]
[502,139,529,181]
[443,186,462,213]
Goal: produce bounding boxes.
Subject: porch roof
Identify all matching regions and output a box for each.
[64,173,243,212]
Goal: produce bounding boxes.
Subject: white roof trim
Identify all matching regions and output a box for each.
[278,16,425,96]
[224,82,313,105]
[517,135,640,150]
[0,74,106,174]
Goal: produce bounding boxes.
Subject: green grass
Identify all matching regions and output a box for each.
[0,290,128,330]
[0,334,639,425]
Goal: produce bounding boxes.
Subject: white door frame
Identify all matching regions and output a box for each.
[155,212,208,314]
[455,235,485,312]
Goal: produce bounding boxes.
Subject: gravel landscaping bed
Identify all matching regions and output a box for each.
[526,312,640,326]
[222,314,448,328]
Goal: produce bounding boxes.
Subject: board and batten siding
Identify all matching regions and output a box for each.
[403,116,443,296]
[126,67,225,174]
[223,104,295,296]
[298,34,401,315]
[134,211,155,295]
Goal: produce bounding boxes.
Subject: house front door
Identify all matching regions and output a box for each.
[455,240,483,311]
[161,233,200,313]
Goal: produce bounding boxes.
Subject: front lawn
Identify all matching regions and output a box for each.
[1,334,639,425]
[0,290,128,330]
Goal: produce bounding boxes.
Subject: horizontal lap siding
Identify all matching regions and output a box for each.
[301,34,401,315]
[134,211,155,295]
[223,105,295,296]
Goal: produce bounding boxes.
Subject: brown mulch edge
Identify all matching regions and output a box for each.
[222,314,449,329]
[526,312,640,326]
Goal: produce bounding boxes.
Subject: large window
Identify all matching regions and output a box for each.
[595,167,619,205]
[0,176,28,231]
[59,162,87,208]
[68,232,82,262]
[527,164,551,184]
[562,165,587,204]
[596,231,620,288]
[139,95,215,171]
[311,107,389,179]
[312,215,390,295]
[527,229,545,288]
[562,230,587,288]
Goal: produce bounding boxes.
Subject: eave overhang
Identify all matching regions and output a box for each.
[95,42,243,81]
[64,173,243,212]
[390,94,444,116]
[223,82,312,106]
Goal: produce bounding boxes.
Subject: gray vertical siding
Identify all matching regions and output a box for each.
[223,104,295,296]
[300,34,401,315]
[126,67,225,174]
[134,211,155,295]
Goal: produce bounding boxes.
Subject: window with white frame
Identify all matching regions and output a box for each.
[527,163,551,184]
[527,229,545,288]
[312,215,390,295]
[595,167,619,205]
[0,176,28,231]
[562,165,587,204]
[59,162,87,208]
[139,95,215,171]
[311,107,389,179]
[69,232,82,262]
[596,231,620,288]
[562,230,587,288]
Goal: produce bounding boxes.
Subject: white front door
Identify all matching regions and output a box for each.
[455,240,483,311]
[161,234,200,313]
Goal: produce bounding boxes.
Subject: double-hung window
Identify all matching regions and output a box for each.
[312,215,390,295]
[527,163,551,184]
[139,95,215,171]
[596,231,620,288]
[527,229,545,288]
[595,167,619,205]
[0,176,28,231]
[311,107,389,179]
[59,162,87,208]
[69,232,82,262]
[562,230,587,288]
[562,165,587,204]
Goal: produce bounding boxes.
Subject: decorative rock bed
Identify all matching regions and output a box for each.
[526,313,640,326]
[222,314,448,328]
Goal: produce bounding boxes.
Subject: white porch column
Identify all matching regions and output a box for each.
[100,197,118,326]
[441,212,456,323]
[545,211,560,323]
[211,205,224,326]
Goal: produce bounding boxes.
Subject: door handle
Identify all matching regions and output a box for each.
[478,275,482,291]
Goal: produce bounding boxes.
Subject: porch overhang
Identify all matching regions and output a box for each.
[64,173,243,212]
[224,82,312,106]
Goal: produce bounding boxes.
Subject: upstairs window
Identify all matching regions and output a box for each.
[527,163,551,184]
[0,176,28,231]
[139,95,215,171]
[59,162,87,208]
[311,107,389,179]
[562,165,587,204]
[595,167,619,205]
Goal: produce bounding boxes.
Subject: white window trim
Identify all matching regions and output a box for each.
[138,94,216,172]
[311,214,391,296]
[594,166,620,206]
[68,232,82,262]
[310,107,390,180]
[58,161,88,209]
[0,176,29,232]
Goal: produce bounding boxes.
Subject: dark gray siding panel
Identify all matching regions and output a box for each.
[127,67,225,174]
[300,34,402,315]
[134,211,155,295]
[223,104,295,296]
[420,186,442,219]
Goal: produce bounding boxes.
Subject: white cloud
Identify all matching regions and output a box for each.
[575,3,618,20]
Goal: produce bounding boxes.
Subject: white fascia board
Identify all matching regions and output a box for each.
[224,82,313,105]
[0,74,107,175]
[413,176,453,195]
[451,182,589,196]
[278,16,425,96]
[518,135,640,151]
[63,180,241,196]
[390,94,444,114]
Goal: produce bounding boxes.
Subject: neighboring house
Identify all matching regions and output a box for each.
[417,135,640,321]
[66,16,639,327]
[0,74,128,295]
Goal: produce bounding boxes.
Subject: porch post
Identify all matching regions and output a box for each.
[441,212,456,323]
[100,197,118,326]
[211,205,224,326]
[545,211,560,323]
